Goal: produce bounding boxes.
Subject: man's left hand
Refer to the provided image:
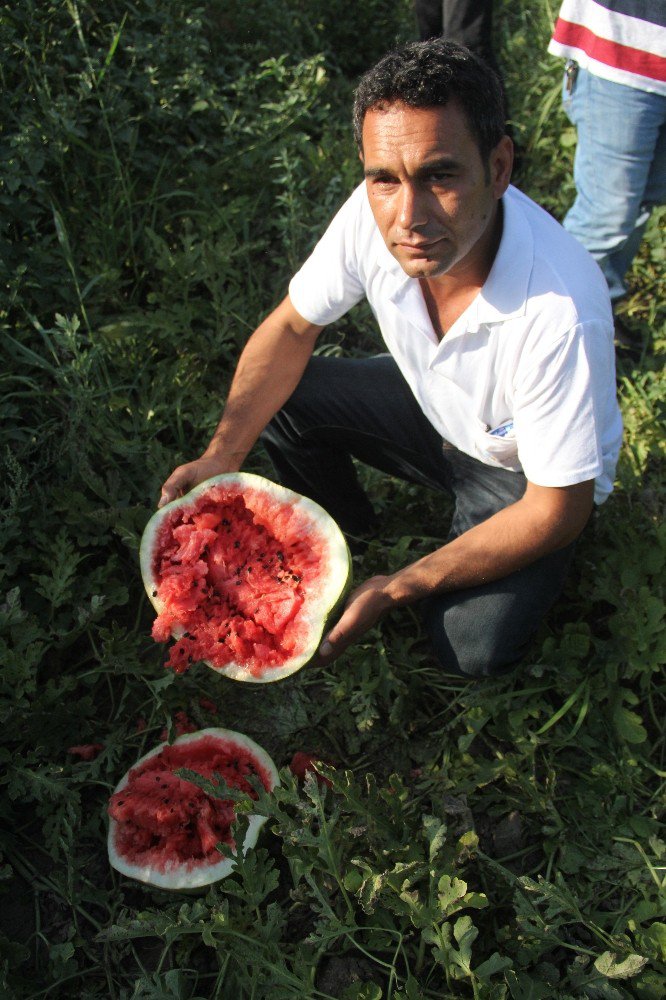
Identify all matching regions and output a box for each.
[318,576,394,664]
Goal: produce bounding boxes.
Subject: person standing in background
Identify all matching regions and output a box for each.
[414,1,498,71]
[548,0,666,352]
[413,1,518,153]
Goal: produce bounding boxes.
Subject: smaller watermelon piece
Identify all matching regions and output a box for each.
[107,728,279,890]
[140,473,351,683]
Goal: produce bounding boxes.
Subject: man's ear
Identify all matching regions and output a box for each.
[490,135,513,197]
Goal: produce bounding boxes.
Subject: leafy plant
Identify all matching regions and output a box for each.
[1,0,664,997]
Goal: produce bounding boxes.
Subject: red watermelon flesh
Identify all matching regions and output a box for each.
[108,734,273,872]
[151,487,326,677]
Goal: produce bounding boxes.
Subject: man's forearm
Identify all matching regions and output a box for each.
[202,296,323,469]
[159,296,323,504]
[384,480,594,606]
[317,479,594,663]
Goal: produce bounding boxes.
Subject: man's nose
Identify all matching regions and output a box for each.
[398,182,427,231]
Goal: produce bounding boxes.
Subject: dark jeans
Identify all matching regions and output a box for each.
[261,355,576,678]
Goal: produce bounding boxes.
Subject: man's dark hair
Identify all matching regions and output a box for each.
[352,39,507,162]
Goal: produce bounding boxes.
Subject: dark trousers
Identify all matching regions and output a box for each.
[414,0,497,72]
[261,356,576,677]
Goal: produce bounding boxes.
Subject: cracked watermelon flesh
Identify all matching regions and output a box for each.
[141,474,351,683]
[107,728,279,890]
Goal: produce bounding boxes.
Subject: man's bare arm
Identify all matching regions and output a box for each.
[159,295,323,506]
[319,479,594,661]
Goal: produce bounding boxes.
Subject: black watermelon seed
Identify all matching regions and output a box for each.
[152,589,158,597]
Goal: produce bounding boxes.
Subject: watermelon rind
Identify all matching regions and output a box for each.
[107,727,280,890]
[140,473,352,683]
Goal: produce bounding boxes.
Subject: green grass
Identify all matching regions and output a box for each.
[1,1,664,997]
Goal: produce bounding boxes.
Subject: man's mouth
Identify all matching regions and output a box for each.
[396,237,445,254]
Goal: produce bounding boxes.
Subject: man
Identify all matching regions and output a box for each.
[160,40,622,678]
[548,0,665,348]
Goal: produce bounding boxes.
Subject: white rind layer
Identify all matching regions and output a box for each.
[107,728,280,890]
[140,473,351,683]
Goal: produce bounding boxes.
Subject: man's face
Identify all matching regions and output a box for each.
[361,101,512,282]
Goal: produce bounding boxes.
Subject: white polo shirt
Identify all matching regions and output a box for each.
[289,183,623,504]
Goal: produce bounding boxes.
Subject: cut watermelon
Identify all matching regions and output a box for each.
[140,474,351,682]
[107,728,279,890]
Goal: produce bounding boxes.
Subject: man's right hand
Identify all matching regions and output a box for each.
[158,456,235,508]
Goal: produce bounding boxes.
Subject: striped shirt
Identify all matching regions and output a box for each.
[548,0,666,94]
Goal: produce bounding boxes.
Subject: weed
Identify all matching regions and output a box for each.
[1,1,664,998]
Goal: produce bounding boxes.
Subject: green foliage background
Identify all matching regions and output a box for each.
[1,1,664,997]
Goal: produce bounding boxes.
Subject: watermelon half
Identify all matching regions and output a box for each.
[140,473,351,682]
[107,728,279,890]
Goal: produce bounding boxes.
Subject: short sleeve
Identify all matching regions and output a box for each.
[514,320,622,499]
[289,187,367,326]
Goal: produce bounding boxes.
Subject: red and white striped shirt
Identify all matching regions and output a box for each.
[548,0,666,95]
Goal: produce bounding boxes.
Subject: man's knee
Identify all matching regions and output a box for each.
[421,544,576,678]
[423,594,531,678]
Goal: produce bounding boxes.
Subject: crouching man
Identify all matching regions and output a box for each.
[160,40,622,677]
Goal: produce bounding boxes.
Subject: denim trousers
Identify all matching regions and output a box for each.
[562,66,666,303]
[261,355,576,678]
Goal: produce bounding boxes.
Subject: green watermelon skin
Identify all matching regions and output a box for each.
[141,474,351,683]
[107,728,279,890]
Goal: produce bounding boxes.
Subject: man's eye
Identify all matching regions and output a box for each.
[429,172,453,183]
